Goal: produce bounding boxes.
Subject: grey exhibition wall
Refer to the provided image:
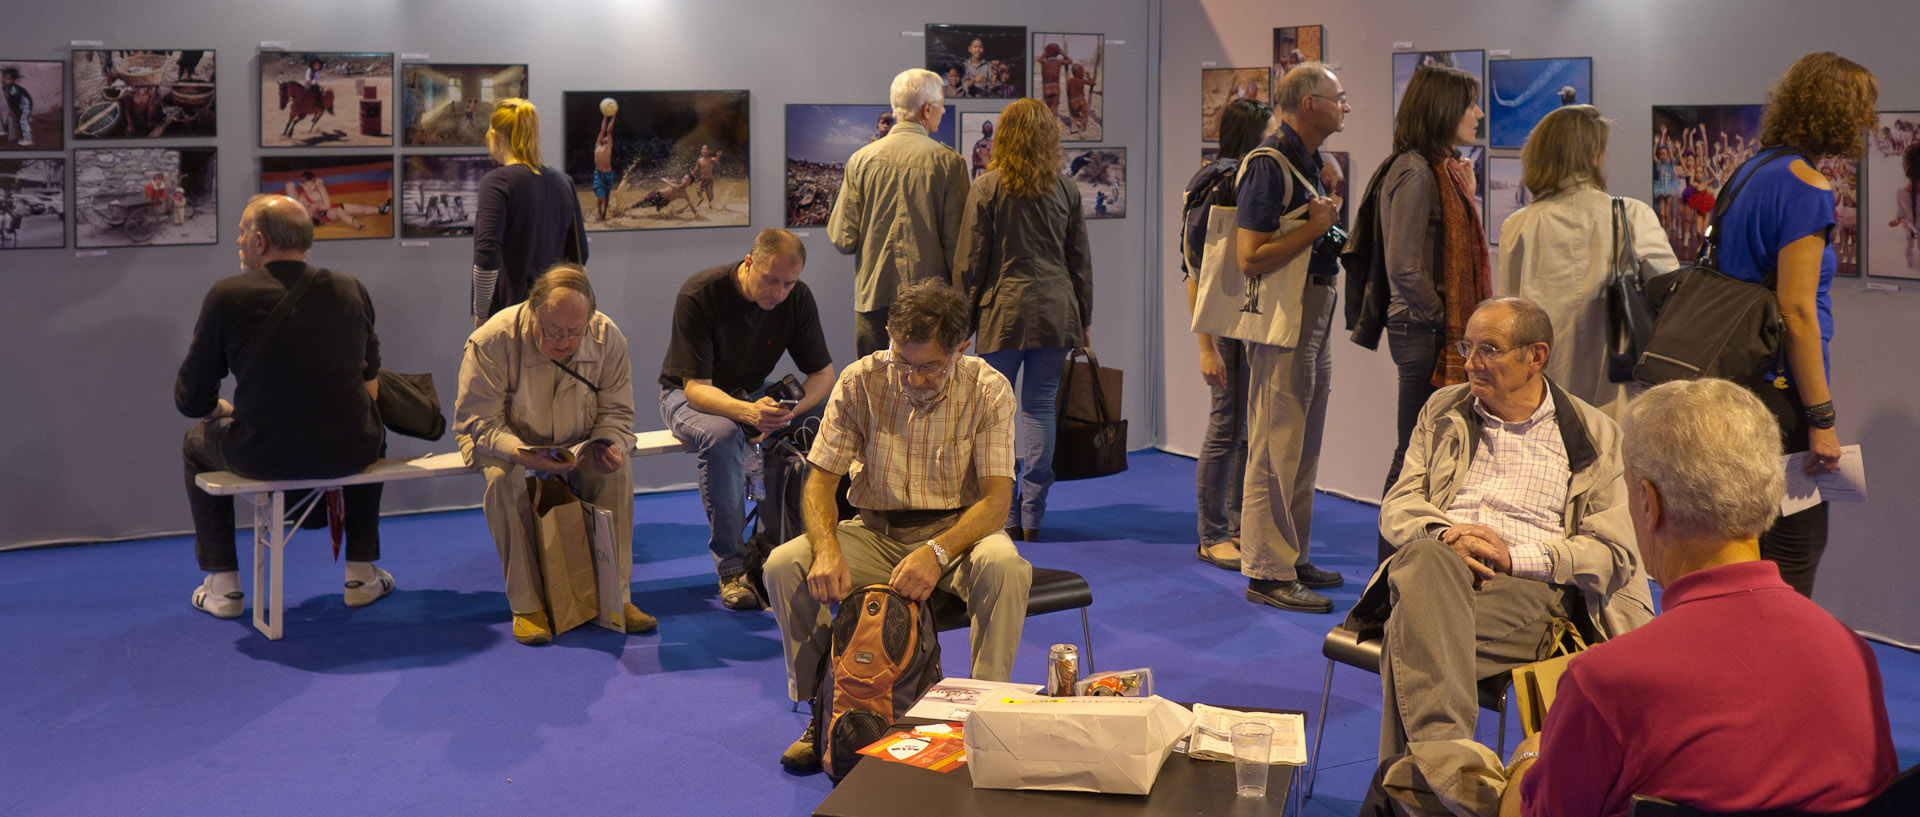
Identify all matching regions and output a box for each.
[0,0,1157,549]
[1156,0,1920,643]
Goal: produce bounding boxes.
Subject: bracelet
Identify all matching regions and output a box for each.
[1802,400,1836,430]
[1507,750,1539,774]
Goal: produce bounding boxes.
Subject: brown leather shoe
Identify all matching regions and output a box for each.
[1197,541,1242,571]
[512,611,553,645]
[622,602,659,633]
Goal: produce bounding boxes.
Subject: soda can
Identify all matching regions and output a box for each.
[1047,643,1079,696]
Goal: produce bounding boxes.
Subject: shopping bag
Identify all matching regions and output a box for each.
[1054,348,1128,481]
[1510,617,1589,736]
[1190,146,1315,348]
[585,501,628,633]
[528,474,598,635]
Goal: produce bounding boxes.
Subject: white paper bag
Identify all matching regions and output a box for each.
[963,695,1196,795]
[585,502,628,632]
[1190,146,1316,349]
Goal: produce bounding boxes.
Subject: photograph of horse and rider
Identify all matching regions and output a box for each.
[259,52,393,148]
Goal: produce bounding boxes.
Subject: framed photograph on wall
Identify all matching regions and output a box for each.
[1487,57,1591,149]
[1392,50,1486,140]
[1319,149,1350,231]
[1818,153,1860,277]
[260,154,394,241]
[927,24,1026,100]
[1065,146,1125,219]
[259,52,394,148]
[400,154,490,238]
[1651,104,1763,263]
[71,50,216,140]
[784,103,956,228]
[1487,156,1528,246]
[959,110,1003,181]
[1200,67,1268,142]
[2,60,66,150]
[401,63,528,146]
[74,146,217,248]
[1865,111,1920,279]
[562,90,750,231]
[1272,25,1324,87]
[0,157,66,249]
[1032,32,1102,142]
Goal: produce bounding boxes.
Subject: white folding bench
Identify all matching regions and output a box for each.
[194,429,684,639]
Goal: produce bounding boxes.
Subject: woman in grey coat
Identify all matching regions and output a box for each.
[955,97,1093,541]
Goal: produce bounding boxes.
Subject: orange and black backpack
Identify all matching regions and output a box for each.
[813,583,943,782]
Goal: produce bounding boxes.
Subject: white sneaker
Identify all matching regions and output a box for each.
[344,566,394,608]
[191,579,244,619]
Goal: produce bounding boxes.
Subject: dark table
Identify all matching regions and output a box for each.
[814,709,1303,817]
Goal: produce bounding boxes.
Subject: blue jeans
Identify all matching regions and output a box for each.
[980,346,1070,531]
[661,388,761,578]
[1379,323,1444,562]
[1196,335,1249,546]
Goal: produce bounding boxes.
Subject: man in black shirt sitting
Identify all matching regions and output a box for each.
[176,194,390,619]
[660,228,835,610]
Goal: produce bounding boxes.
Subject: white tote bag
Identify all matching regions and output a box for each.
[1191,146,1319,348]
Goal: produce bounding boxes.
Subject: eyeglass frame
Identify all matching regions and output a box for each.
[887,352,954,377]
[539,326,589,341]
[1454,340,1538,362]
[1305,92,1349,107]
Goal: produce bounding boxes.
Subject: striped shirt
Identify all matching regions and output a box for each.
[1447,394,1570,581]
[809,351,1016,511]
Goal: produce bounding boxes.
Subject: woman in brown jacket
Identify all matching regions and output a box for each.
[955,98,1093,541]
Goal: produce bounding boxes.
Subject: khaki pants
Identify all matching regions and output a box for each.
[1239,282,1335,581]
[472,453,634,616]
[765,518,1031,702]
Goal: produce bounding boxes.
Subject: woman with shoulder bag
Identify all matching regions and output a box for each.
[1712,52,1878,597]
[954,98,1092,541]
[1374,65,1486,563]
[1182,97,1274,570]
[1497,105,1678,422]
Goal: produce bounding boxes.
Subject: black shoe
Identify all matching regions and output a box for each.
[1246,579,1332,613]
[1295,562,1346,589]
[780,712,820,771]
[1004,526,1026,541]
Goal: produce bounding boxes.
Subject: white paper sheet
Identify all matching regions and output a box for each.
[1185,703,1307,765]
[904,677,1043,721]
[1781,445,1867,516]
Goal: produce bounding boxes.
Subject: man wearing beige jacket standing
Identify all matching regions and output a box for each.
[455,263,653,645]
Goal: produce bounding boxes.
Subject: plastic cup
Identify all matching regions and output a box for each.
[1231,721,1273,798]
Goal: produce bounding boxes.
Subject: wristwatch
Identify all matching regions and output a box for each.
[926,540,952,568]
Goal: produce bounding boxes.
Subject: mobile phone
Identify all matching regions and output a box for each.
[777,399,799,409]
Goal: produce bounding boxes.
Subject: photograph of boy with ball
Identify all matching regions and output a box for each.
[562,89,749,231]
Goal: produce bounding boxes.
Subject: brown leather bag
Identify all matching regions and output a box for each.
[1054,347,1128,480]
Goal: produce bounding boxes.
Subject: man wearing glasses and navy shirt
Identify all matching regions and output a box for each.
[763,280,1031,772]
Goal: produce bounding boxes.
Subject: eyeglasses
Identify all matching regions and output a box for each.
[540,327,588,341]
[1306,93,1349,107]
[888,355,952,376]
[1455,340,1527,361]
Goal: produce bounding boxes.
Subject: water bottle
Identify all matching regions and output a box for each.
[745,442,765,502]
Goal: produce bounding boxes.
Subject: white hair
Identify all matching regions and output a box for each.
[1623,379,1784,541]
[890,68,944,123]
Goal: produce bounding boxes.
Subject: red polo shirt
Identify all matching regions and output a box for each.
[1521,560,1896,817]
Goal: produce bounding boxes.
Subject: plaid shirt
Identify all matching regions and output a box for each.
[808,351,1016,511]
[1447,394,1570,582]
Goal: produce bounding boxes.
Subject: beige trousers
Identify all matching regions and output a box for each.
[765,519,1031,702]
[474,453,634,615]
[1239,282,1335,581]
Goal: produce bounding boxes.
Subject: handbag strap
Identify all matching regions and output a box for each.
[236,264,318,374]
[1609,197,1636,285]
[1700,147,1807,272]
[1233,146,1317,223]
[1065,347,1116,423]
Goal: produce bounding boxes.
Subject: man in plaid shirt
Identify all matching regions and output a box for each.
[764,280,1031,772]
[1352,297,1654,816]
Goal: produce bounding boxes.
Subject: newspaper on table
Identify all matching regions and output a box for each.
[1185,703,1306,765]
[904,677,1045,721]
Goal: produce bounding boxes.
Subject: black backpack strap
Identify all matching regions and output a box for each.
[236,264,318,375]
[1701,147,1809,272]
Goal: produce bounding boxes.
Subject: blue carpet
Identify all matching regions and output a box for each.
[1,450,1914,816]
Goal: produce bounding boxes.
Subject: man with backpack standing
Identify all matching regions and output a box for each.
[1234,63,1350,613]
[763,280,1029,772]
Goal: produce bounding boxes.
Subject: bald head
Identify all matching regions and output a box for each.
[244,194,314,253]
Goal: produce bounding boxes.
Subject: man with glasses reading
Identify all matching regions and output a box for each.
[1350,296,1653,816]
[455,263,655,646]
[763,280,1031,772]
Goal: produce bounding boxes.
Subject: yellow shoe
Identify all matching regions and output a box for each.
[622,602,658,634]
[512,611,553,645]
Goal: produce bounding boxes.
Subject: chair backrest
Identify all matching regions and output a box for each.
[1629,764,1920,817]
